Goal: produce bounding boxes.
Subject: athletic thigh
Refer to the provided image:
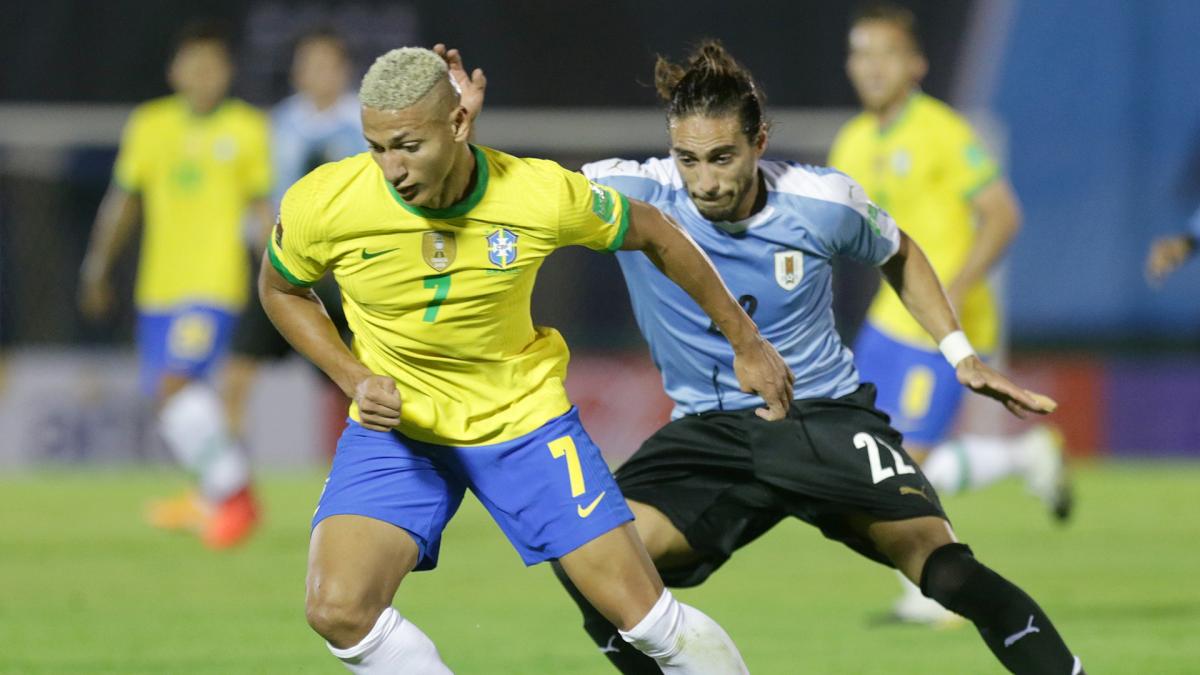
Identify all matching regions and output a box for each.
[313,421,466,572]
[749,385,950,568]
[617,412,789,588]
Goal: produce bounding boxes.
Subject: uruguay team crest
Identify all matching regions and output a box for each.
[422,231,457,271]
[774,250,804,291]
[487,228,518,269]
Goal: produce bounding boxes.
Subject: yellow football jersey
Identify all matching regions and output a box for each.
[829,92,1001,352]
[114,95,270,311]
[268,145,630,446]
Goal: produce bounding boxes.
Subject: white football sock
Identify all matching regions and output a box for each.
[619,590,748,674]
[327,607,451,674]
[922,434,1029,497]
[159,382,250,503]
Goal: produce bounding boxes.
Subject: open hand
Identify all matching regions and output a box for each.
[956,356,1057,419]
[433,43,486,123]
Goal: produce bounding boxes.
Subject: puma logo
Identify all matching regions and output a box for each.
[599,635,621,654]
[1003,615,1041,647]
[899,485,933,503]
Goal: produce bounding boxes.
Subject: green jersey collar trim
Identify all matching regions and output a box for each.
[877,90,920,138]
[387,144,489,219]
[605,193,632,252]
[268,243,316,288]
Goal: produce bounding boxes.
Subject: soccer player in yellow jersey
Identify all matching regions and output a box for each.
[78,22,269,549]
[260,47,792,673]
[829,2,1072,624]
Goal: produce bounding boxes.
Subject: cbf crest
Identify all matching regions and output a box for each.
[422,231,457,271]
[774,250,804,291]
[487,228,518,269]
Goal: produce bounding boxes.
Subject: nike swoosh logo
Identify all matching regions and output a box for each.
[577,491,607,518]
[362,248,398,259]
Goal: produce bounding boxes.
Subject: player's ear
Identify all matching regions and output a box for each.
[754,126,768,156]
[451,105,471,143]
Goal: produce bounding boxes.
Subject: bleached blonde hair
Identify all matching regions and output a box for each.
[359,47,455,110]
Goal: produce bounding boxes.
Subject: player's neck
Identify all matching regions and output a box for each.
[430,144,477,210]
[872,89,916,130]
[184,97,224,117]
[307,91,340,112]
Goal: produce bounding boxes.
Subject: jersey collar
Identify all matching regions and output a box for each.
[387,144,489,219]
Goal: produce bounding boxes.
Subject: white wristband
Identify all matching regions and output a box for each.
[938,330,976,367]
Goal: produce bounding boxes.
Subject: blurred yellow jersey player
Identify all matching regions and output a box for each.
[116,95,270,310]
[831,91,1001,354]
[78,22,271,549]
[268,145,627,446]
[830,3,1071,627]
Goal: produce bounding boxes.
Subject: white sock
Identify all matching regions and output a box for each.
[327,607,451,674]
[922,434,1029,497]
[619,590,748,675]
[159,382,250,503]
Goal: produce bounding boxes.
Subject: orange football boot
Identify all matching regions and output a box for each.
[202,487,261,549]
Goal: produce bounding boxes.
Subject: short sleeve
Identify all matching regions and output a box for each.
[113,108,151,193]
[556,167,631,252]
[267,172,330,286]
[813,171,901,266]
[241,110,272,200]
[581,157,670,204]
[943,117,1001,200]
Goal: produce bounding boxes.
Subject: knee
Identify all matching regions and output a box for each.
[305,583,386,648]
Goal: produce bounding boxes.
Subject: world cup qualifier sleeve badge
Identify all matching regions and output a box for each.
[486,228,519,269]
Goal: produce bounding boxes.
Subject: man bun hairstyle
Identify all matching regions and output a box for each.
[653,39,767,142]
[359,47,451,111]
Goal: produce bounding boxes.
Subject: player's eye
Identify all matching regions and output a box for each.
[402,143,421,153]
[714,155,733,165]
[678,156,697,166]
[369,143,384,153]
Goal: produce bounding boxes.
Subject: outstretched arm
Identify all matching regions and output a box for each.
[881,229,1056,418]
[620,198,794,420]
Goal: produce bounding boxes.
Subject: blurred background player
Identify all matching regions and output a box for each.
[829,2,1073,624]
[1145,206,1200,284]
[77,21,270,549]
[223,27,363,440]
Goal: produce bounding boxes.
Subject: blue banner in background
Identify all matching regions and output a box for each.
[997,0,1200,342]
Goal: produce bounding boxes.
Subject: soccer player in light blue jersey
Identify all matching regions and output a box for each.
[445,42,1084,674]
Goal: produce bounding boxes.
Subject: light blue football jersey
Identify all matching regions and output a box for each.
[583,157,901,418]
[271,92,366,205]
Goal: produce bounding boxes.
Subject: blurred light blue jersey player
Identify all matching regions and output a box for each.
[271,92,366,206]
[584,157,900,417]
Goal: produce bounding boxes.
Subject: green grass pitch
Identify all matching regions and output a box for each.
[2,462,1198,673]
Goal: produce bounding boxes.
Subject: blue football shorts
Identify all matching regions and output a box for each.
[313,406,635,569]
[136,304,238,397]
